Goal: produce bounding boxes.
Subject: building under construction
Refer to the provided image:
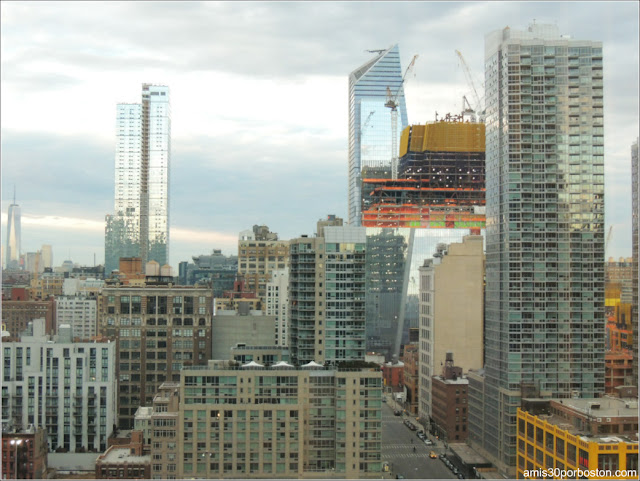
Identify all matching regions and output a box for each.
[362,116,486,229]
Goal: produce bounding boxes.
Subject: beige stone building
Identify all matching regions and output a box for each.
[238,225,289,302]
[418,235,484,425]
[98,284,214,429]
[149,361,382,479]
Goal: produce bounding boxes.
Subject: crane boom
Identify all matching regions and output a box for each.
[455,50,483,121]
[605,225,613,256]
[386,54,418,179]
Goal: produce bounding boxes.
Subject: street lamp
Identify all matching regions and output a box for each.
[9,439,23,479]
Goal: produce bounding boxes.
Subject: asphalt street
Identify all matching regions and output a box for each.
[381,396,459,479]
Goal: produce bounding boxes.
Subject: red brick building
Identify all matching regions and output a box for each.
[431,353,469,442]
[382,362,404,392]
[1,428,49,479]
[95,430,150,479]
[403,344,419,415]
[1,298,56,337]
[605,350,634,394]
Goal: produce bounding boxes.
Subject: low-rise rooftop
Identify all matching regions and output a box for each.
[100,447,150,465]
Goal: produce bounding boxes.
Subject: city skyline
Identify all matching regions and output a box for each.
[1,1,638,267]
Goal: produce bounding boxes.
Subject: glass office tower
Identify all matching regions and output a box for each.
[5,193,21,270]
[105,84,170,273]
[476,24,605,472]
[348,45,408,226]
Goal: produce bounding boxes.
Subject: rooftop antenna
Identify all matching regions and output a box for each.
[365,49,386,54]
[13,184,16,204]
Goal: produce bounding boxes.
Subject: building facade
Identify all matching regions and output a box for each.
[266,269,289,347]
[289,222,366,365]
[1,428,49,479]
[477,24,606,473]
[149,362,382,479]
[211,309,276,360]
[402,344,419,415]
[431,354,469,443]
[95,431,151,479]
[348,45,408,226]
[178,249,237,295]
[55,295,98,339]
[516,398,638,479]
[105,84,171,274]
[238,225,288,301]
[1,298,56,337]
[1,320,117,452]
[418,235,484,424]
[98,285,213,429]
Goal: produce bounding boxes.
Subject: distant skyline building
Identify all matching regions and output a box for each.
[40,244,53,270]
[348,45,408,226]
[5,190,21,270]
[105,84,171,274]
[471,24,605,474]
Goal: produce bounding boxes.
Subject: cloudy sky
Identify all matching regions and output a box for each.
[1,1,638,268]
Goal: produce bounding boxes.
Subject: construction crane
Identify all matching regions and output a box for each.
[462,95,476,122]
[605,225,614,257]
[385,54,418,179]
[455,50,484,122]
[357,110,375,144]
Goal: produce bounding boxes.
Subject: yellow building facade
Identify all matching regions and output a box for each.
[517,408,638,479]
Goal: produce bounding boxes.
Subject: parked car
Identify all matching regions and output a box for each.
[417,432,426,440]
[457,474,465,479]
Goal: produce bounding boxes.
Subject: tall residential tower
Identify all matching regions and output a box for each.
[348,45,408,226]
[471,24,605,474]
[105,84,171,274]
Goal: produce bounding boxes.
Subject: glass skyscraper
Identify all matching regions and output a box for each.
[348,45,408,226]
[472,24,605,473]
[5,191,21,270]
[105,84,170,274]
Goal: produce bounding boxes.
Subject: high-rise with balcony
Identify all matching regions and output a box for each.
[289,217,366,365]
[348,45,408,226]
[471,24,605,474]
[105,84,170,274]
[150,362,382,479]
